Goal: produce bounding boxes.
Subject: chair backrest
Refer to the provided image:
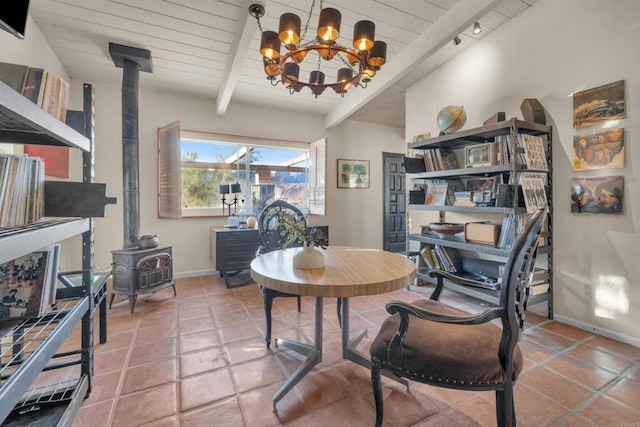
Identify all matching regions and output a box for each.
[499,208,546,363]
[256,200,307,256]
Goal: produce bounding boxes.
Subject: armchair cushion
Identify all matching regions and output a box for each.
[370,299,523,387]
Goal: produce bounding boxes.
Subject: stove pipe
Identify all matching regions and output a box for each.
[109,43,153,249]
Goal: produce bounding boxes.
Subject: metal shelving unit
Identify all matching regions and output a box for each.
[0,81,105,425]
[407,118,553,318]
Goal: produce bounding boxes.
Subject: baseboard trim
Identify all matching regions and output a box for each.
[554,314,640,348]
[173,269,216,279]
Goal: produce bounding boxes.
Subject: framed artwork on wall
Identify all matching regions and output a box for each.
[572,128,624,170]
[570,176,623,214]
[572,80,625,128]
[337,159,370,189]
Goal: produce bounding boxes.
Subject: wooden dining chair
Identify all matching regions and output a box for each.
[256,200,306,348]
[370,208,546,427]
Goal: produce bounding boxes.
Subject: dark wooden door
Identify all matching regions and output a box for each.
[383,152,406,253]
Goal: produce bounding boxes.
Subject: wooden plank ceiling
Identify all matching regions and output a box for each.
[29,0,538,129]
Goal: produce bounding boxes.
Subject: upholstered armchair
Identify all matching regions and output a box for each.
[255,200,306,348]
[370,208,546,427]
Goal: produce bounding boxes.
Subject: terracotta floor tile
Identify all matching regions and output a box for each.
[112,383,178,426]
[546,354,618,390]
[72,399,113,427]
[82,370,122,405]
[95,330,134,353]
[230,355,286,393]
[180,368,236,411]
[513,385,569,426]
[218,321,261,344]
[605,378,640,410]
[214,308,254,328]
[94,348,128,374]
[178,303,212,320]
[566,343,635,375]
[374,386,449,427]
[239,380,307,426]
[554,414,594,427]
[224,336,272,365]
[142,416,180,426]
[179,397,244,426]
[129,337,177,366]
[294,366,352,410]
[581,395,640,425]
[540,321,596,342]
[178,314,215,335]
[179,329,220,354]
[121,358,177,394]
[134,322,178,346]
[450,395,497,426]
[518,366,592,407]
[523,327,578,351]
[180,347,228,378]
[587,335,640,361]
[287,394,375,427]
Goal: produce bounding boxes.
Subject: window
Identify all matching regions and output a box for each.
[158,121,325,218]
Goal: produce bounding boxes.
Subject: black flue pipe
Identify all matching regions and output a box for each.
[108,42,153,249]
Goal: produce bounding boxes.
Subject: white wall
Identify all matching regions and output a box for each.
[406,0,640,344]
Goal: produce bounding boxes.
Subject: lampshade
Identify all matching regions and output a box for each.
[368,41,387,68]
[310,70,325,85]
[230,183,242,194]
[279,13,301,46]
[264,58,280,78]
[260,30,281,59]
[361,65,376,82]
[317,7,341,42]
[353,20,375,51]
[219,184,230,195]
[284,62,300,81]
[337,68,353,90]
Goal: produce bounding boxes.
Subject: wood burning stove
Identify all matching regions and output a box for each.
[110,245,175,313]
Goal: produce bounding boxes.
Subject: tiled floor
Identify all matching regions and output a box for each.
[69,275,640,426]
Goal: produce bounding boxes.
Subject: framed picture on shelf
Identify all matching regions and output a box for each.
[337,159,370,189]
[572,128,624,170]
[573,80,625,128]
[570,176,623,214]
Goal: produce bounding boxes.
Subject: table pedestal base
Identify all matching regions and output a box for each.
[272,297,323,413]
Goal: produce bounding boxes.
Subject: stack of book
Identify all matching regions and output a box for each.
[0,155,45,228]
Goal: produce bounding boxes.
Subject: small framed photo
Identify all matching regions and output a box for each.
[337,159,370,189]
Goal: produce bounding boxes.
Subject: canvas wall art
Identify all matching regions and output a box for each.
[572,128,624,170]
[570,176,623,214]
[573,80,625,128]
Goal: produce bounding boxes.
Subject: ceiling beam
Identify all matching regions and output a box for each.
[216,0,260,115]
[323,0,505,130]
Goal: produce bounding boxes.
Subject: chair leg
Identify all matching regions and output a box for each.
[296,295,301,312]
[371,358,384,427]
[337,297,342,329]
[263,292,274,348]
[495,388,515,427]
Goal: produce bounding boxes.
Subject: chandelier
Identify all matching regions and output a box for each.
[249,1,387,97]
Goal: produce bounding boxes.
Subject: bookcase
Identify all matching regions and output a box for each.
[0,81,112,424]
[406,118,553,318]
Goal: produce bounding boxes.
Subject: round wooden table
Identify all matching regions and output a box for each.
[251,246,415,412]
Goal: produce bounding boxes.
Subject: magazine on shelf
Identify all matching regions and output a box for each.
[519,172,547,214]
[424,181,449,205]
[0,246,59,320]
[520,134,549,171]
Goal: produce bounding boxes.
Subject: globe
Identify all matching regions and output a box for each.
[437,105,467,134]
